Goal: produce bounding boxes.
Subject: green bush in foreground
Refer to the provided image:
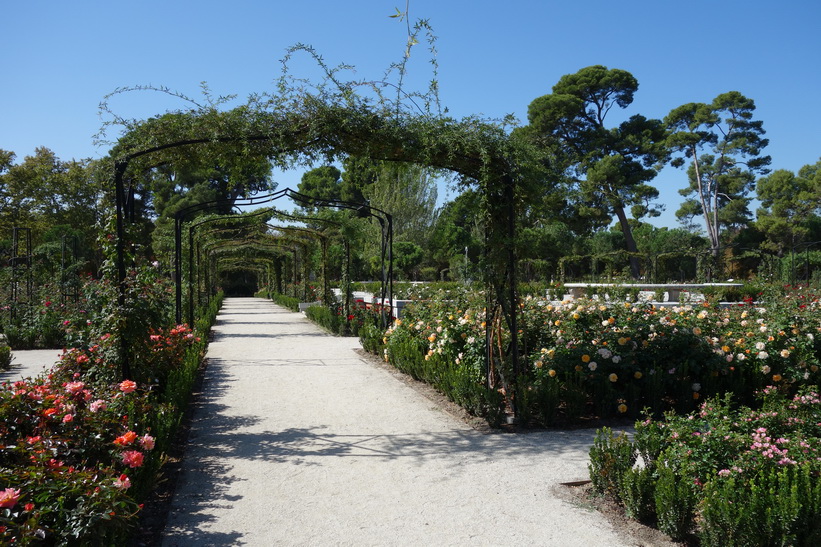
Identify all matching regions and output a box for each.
[589,386,821,545]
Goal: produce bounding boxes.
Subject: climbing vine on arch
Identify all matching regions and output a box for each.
[99,22,550,414]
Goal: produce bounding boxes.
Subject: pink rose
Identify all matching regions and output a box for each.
[119,380,137,393]
[113,474,131,490]
[0,488,21,509]
[89,399,106,413]
[139,434,155,451]
[65,381,85,395]
[122,450,144,468]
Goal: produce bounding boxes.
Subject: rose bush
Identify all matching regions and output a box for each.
[590,386,821,544]
[0,268,221,544]
[362,284,821,424]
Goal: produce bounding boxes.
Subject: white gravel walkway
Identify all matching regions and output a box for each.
[160,297,633,546]
[0,349,62,382]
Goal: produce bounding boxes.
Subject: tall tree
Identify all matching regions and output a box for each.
[0,148,104,242]
[297,165,344,213]
[756,159,821,255]
[364,162,438,245]
[525,65,668,278]
[665,91,771,257]
[427,189,483,278]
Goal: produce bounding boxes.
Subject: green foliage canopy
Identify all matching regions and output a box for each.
[525,65,669,278]
[666,91,771,253]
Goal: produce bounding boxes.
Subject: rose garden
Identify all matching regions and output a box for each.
[2,36,821,546]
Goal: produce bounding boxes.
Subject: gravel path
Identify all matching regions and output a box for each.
[0,349,62,382]
[160,297,633,546]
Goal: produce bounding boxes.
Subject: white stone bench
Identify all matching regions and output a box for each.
[561,282,743,302]
[298,301,322,313]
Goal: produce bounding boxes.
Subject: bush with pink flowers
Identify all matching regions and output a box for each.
[0,279,222,545]
[590,386,821,544]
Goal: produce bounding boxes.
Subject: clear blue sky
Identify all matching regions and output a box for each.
[2,0,819,228]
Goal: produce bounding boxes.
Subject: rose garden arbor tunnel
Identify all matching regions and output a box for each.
[110,106,525,416]
[173,190,388,327]
[219,268,258,297]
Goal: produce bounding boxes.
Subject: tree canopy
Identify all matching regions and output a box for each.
[524,65,668,278]
[756,158,821,254]
[666,91,771,255]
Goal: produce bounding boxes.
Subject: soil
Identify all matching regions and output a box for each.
[552,483,689,547]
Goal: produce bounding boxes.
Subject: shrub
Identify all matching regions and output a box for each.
[653,463,696,541]
[699,464,821,546]
[0,344,11,370]
[591,386,821,543]
[620,466,655,523]
[305,304,341,334]
[271,292,300,312]
[359,323,385,355]
[588,427,635,500]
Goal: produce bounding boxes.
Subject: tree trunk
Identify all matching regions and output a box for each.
[613,204,641,279]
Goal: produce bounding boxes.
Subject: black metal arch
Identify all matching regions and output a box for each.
[179,206,329,325]
[171,187,392,325]
[110,120,519,418]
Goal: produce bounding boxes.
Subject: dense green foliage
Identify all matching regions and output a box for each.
[589,388,821,544]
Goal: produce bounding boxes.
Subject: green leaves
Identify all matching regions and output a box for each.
[755,160,821,252]
[666,91,771,251]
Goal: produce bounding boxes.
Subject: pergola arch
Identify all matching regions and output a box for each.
[192,221,317,313]
[174,189,389,326]
[110,98,530,413]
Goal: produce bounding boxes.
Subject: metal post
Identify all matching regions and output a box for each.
[343,239,351,324]
[505,175,519,419]
[175,214,183,324]
[188,225,195,326]
[113,161,132,381]
[387,213,394,325]
[321,237,330,304]
[378,217,388,329]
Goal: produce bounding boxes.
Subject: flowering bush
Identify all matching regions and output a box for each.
[361,284,821,425]
[590,386,821,544]
[0,286,220,544]
[3,294,69,350]
[0,370,153,543]
[376,287,505,421]
[518,289,820,421]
